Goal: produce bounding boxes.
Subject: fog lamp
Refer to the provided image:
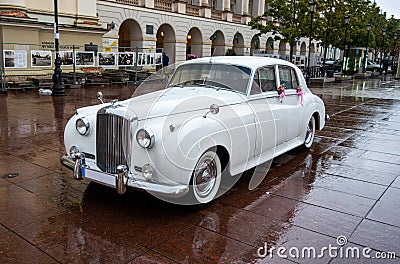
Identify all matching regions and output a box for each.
[142,164,153,180]
[69,146,80,158]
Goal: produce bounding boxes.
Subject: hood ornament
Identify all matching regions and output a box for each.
[110,99,118,107]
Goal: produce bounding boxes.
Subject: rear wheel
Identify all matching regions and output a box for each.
[302,115,316,149]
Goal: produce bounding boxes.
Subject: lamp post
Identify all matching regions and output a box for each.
[342,15,350,75]
[306,0,316,84]
[392,32,398,71]
[52,0,65,96]
[363,23,371,73]
[379,29,386,74]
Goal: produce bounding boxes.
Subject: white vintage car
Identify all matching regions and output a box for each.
[61,56,328,205]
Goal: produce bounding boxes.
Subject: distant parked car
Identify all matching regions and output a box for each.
[324,60,341,72]
[366,60,381,72]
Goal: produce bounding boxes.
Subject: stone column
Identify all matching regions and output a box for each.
[241,0,250,24]
[253,0,264,16]
[222,0,232,21]
[242,0,249,15]
[202,41,212,57]
[223,0,230,11]
[173,39,187,63]
[200,0,211,18]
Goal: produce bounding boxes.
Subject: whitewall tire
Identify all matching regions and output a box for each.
[303,115,316,149]
[190,150,222,204]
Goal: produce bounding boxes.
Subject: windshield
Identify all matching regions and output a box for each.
[167,63,251,94]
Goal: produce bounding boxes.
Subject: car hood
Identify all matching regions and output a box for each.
[121,87,247,120]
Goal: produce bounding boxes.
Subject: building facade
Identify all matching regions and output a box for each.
[98,0,319,64]
[0,0,324,66]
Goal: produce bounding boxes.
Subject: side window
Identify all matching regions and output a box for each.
[291,68,299,89]
[278,66,292,89]
[259,66,276,92]
[250,71,261,94]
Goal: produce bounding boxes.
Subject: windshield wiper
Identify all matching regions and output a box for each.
[168,84,184,88]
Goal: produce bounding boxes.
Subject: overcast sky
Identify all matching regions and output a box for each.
[374,0,400,19]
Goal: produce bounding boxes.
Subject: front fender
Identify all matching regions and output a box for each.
[156,114,232,186]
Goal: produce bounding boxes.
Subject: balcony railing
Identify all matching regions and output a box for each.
[232,14,241,23]
[116,0,138,6]
[155,0,172,11]
[211,9,222,20]
[186,5,200,16]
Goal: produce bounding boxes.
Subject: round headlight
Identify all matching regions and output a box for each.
[76,117,90,135]
[136,129,155,149]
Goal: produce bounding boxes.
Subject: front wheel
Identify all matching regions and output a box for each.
[190,150,222,205]
[302,115,316,150]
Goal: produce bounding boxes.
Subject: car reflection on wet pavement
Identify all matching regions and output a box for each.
[0,78,399,263]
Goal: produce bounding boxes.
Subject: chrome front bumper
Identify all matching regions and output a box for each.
[60,154,189,197]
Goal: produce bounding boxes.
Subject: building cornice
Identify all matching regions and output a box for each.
[0,16,108,34]
[98,0,251,28]
[27,8,98,22]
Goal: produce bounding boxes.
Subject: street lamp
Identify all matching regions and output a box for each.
[379,29,386,74]
[343,15,350,75]
[52,0,65,96]
[363,23,372,73]
[393,32,398,70]
[306,0,317,84]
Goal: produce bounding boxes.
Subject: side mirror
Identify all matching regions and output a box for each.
[97,91,104,104]
[203,104,220,118]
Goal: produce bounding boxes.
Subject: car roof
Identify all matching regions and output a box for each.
[180,56,297,71]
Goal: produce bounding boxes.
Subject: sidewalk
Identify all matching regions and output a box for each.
[0,80,399,263]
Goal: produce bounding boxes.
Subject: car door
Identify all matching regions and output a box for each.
[247,65,287,159]
[277,65,305,142]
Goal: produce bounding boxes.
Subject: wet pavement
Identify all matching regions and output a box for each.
[0,78,400,263]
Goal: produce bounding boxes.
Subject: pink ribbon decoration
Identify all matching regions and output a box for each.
[297,86,304,106]
[278,85,286,99]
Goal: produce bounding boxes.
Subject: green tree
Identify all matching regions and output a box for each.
[248,0,311,62]
[313,0,347,64]
[249,0,399,65]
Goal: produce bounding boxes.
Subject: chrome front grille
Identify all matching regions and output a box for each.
[96,111,132,174]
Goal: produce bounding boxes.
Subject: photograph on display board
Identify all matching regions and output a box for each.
[59,51,74,66]
[31,50,52,67]
[146,53,155,66]
[155,53,162,65]
[75,51,95,66]
[137,53,145,66]
[118,52,135,66]
[98,52,116,66]
[4,50,27,68]
[144,53,153,66]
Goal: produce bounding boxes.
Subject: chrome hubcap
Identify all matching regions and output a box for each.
[194,157,217,198]
[305,119,313,144]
